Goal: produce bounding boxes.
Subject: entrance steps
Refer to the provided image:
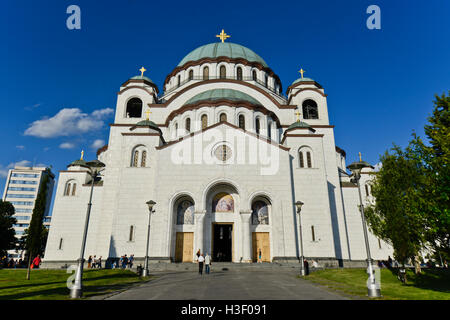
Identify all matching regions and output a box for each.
[139,262,302,272]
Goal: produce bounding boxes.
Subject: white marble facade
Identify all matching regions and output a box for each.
[43,40,392,267]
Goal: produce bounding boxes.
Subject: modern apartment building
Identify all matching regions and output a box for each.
[2,166,55,259]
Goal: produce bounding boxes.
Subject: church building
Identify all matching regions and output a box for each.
[43,31,392,268]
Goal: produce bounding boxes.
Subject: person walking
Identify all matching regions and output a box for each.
[87,256,92,269]
[258,249,262,263]
[205,253,211,275]
[198,253,205,275]
[32,254,41,269]
[93,255,97,268]
[122,255,128,269]
[196,249,201,261]
[128,254,134,269]
[98,256,102,269]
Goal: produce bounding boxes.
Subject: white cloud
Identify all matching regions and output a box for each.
[24,107,114,138]
[25,103,42,110]
[59,142,75,149]
[91,139,105,149]
[16,145,25,150]
[0,160,32,177]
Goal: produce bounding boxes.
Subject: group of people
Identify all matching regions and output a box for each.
[111,254,134,269]
[0,255,41,269]
[196,250,211,275]
[87,255,103,269]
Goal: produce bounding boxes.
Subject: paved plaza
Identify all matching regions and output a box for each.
[103,269,348,300]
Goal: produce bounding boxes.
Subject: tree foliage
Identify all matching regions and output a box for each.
[365,92,450,263]
[25,173,50,260]
[0,200,17,257]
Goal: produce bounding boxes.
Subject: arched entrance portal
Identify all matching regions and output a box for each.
[204,182,239,262]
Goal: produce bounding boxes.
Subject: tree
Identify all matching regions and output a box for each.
[0,200,17,258]
[365,92,450,277]
[365,146,428,269]
[25,172,50,279]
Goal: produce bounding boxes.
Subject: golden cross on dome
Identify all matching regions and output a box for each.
[145,108,152,120]
[299,68,305,79]
[295,110,301,122]
[139,66,147,77]
[359,152,362,162]
[216,29,231,43]
[80,150,84,160]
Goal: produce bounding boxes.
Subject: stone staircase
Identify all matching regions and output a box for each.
[132,262,304,272]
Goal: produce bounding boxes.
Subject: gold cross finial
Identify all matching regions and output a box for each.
[80,150,84,160]
[216,29,231,43]
[299,68,305,79]
[139,67,147,77]
[145,108,152,120]
[295,110,301,122]
[359,152,362,162]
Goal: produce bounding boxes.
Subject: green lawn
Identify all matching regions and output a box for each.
[304,268,450,300]
[0,268,150,300]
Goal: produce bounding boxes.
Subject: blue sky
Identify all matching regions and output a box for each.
[1,0,449,201]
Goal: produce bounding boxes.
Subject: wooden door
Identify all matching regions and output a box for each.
[175,232,194,262]
[252,232,270,262]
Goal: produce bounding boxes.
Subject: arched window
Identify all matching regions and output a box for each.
[299,151,304,168]
[71,183,76,196]
[265,74,268,87]
[220,113,227,122]
[220,65,226,79]
[64,180,76,196]
[186,118,191,132]
[141,150,147,167]
[252,70,257,81]
[126,98,142,118]
[188,70,193,80]
[133,150,139,167]
[176,199,195,225]
[302,99,319,119]
[252,200,269,225]
[238,114,245,130]
[203,67,209,80]
[268,123,272,140]
[306,152,312,168]
[236,67,243,80]
[64,182,71,196]
[177,75,181,87]
[299,147,313,168]
[255,118,261,135]
[201,114,208,129]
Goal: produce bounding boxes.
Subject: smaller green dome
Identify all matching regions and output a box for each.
[68,159,89,168]
[287,121,313,131]
[135,119,161,133]
[130,75,154,83]
[292,77,314,85]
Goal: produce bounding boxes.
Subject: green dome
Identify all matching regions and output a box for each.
[184,89,261,106]
[68,159,89,168]
[287,121,313,131]
[292,77,314,85]
[130,75,154,83]
[136,119,159,129]
[178,42,268,68]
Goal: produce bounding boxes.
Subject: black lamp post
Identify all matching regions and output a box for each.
[295,200,305,276]
[347,157,381,298]
[70,159,105,299]
[142,200,156,277]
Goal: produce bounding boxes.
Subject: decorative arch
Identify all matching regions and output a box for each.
[131,145,148,167]
[202,178,242,212]
[302,99,319,119]
[125,97,143,118]
[298,145,313,168]
[174,195,195,225]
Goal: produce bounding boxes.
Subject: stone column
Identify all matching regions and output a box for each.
[240,211,252,263]
[194,210,206,256]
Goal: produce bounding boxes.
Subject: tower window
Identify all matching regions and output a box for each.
[255,118,260,135]
[239,114,245,130]
[252,70,257,81]
[188,70,193,80]
[141,151,147,167]
[126,98,142,118]
[265,75,268,87]
[220,66,226,79]
[302,99,319,119]
[129,225,135,242]
[201,114,208,129]
[203,67,209,80]
[236,67,243,80]
[311,226,316,241]
[306,152,312,168]
[71,183,76,196]
[268,123,272,140]
[186,118,191,132]
[133,150,139,167]
[177,75,181,87]
[58,238,63,250]
[299,152,304,168]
